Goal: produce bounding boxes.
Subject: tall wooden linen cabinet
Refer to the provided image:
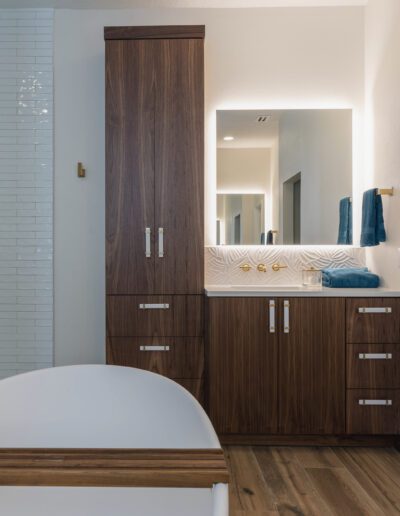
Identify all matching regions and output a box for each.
[105,26,205,402]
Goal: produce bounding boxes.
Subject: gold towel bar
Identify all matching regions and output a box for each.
[378,188,394,196]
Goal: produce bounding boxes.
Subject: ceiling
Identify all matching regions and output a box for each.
[0,0,368,9]
[217,110,281,149]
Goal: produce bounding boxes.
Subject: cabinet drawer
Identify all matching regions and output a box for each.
[346,389,400,434]
[346,298,400,343]
[107,295,203,337]
[347,344,400,388]
[106,337,204,379]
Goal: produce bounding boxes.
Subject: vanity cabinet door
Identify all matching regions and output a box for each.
[207,297,278,434]
[154,39,204,295]
[279,298,346,434]
[105,40,156,295]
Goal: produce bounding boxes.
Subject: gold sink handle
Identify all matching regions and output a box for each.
[272,263,288,272]
[239,263,252,272]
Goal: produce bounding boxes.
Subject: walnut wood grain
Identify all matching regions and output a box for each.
[104,25,205,40]
[154,38,204,295]
[347,344,400,389]
[175,379,204,405]
[220,434,397,446]
[106,40,156,295]
[279,298,346,435]
[106,295,203,337]
[0,449,228,488]
[107,337,204,379]
[346,298,400,343]
[347,389,400,434]
[207,297,279,434]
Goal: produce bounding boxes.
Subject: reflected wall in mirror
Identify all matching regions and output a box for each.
[216,109,353,245]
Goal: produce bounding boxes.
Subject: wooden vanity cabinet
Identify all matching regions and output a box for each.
[207,297,346,437]
[346,298,400,435]
[104,27,205,400]
[279,298,345,434]
[207,298,279,434]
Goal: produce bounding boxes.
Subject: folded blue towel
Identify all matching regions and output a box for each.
[337,197,353,245]
[322,268,380,288]
[360,189,386,247]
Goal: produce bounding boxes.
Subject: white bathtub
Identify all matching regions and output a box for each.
[0,365,229,516]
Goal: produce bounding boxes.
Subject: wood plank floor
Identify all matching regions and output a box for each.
[224,446,400,515]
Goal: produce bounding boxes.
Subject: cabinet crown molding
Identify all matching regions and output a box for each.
[104,25,205,40]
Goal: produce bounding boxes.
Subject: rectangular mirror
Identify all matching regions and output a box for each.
[216,109,353,245]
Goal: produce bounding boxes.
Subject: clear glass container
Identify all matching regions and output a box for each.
[302,267,322,289]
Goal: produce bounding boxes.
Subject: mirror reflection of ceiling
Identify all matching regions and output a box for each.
[217,110,281,149]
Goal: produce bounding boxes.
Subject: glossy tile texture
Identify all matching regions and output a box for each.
[0,9,53,378]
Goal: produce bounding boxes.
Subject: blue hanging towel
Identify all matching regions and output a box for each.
[360,188,386,247]
[337,197,353,245]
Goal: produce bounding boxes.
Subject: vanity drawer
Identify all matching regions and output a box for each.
[346,298,400,343]
[346,389,400,434]
[106,295,203,337]
[106,337,204,379]
[347,344,400,389]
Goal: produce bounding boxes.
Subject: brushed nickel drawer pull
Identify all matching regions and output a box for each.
[359,399,392,406]
[158,227,164,258]
[139,303,170,310]
[140,345,170,351]
[145,227,151,258]
[283,300,290,334]
[358,353,392,360]
[358,307,392,314]
[269,300,276,333]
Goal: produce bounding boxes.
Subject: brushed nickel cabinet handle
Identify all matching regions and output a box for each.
[358,353,392,360]
[359,399,392,406]
[283,300,290,334]
[139,303,170,310]
[358,307,392,314]
[140,345,170,351]
[145,227,151,258]
[158,227,164,258]
[269,300,275,333]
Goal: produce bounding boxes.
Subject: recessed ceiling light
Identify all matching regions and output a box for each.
[223,136,235,141]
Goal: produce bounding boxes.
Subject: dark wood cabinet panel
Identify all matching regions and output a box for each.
[279,298,346,435]
[154,39,204,295]
[347,344,400,389]
[107,337,203,379]
[107,295,203,337]
[175,379,204,405]
[346,298,400,343]
[106,40,156,295]
[104,25,205,40]
[347,389,400,435]
[207,298,278,435]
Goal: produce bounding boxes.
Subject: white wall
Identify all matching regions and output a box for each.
[364,0,400,288]
[54,7,364,365]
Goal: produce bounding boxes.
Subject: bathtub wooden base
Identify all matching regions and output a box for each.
[0,449,228,489]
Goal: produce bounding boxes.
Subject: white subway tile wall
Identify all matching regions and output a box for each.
[0,9,53,379]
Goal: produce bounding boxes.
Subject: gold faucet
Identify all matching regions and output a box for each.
[239,263,251,272]
[257,264,267,272]
[272,263,288,272]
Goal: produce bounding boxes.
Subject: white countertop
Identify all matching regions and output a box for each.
[205,285,400,297]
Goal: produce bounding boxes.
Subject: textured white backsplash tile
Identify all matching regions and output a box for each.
[0,9,53,379]
[205,246,366,286]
